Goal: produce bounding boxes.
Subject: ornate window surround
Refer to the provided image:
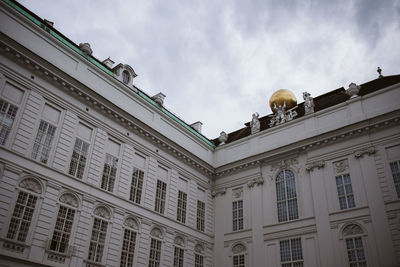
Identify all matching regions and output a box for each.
[120,216,140,267]
[339,223,369,267]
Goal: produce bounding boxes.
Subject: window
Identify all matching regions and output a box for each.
[195,254,204,267]
[101,154,118,192]
[0,99,18,145]
[31,120,57,163]
[233,255,245,267]
[68,138,89,179]
[177,191,187,223]
[390,161,400,198]
[120,228,137,267]
[122,70,130,84]
[7,191,38,242]
[280,238,303,267]
[148,238,162,267]
[232,200,243,231]
[173,247,184,267]
[336,174,356,210]
[129,168,144,204]
[155,180,167,214]
[345,237,367,267]
[196,200,205,232]
[88,218,108,263]
[276,169,299,222]
[49,205,75,253]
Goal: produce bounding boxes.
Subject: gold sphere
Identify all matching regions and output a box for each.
[269,89,297,113]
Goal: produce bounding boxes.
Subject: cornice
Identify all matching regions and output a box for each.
[0,37,215,177]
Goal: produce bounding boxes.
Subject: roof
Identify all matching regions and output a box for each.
[213,75,400,145]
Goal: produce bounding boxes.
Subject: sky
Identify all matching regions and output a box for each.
[19,0,400,139]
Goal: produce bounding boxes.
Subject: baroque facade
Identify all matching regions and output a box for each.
[1,1,400,267]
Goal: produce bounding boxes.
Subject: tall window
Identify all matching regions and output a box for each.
[336,173,356,210]
[7,191,38,242]
[232,200,243,231]
[148,238,162,267]
[276,169,299,222]
[120,228,137,267]
[155,180,167,214]
[49,205,75,253]
[196,200,205,232]
[88,217,108,263]
[345,237,367,267]
[177,191,187,223]
[122,70,130,84]
[195,254,204,267]
[130,168,144,204]
[233,255,245,267]
[68,138,89,179]
[31,120,57,164]
[280,238,303,267]
[390,161,400,198]
[0,99,18,145]
[101,154,118,192]
[173,247,184,267]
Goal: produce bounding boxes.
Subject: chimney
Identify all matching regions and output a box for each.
[190,121,203,133]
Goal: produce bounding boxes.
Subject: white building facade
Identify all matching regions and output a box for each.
[0,1,399,267]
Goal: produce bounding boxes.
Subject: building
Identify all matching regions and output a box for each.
[0,1,399,266]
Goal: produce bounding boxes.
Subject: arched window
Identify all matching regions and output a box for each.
[276,169,299,222]
[122,70,130,84]
[120,216,139,267]
[87,205,111,264]
[149,226,164,267]
[342,224,367,266]
[194,243,205,267]
[232,243,246,267]
[173,235,185,267]
[6,177,42,243]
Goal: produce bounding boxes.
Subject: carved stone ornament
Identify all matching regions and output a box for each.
[343,224,364,236]
[333,159,349,173]
[174,236,185,246]
[93,206,111,219]
[247,176,264,188]
[19,178,42,194]
[346,83,361,98]
[232,243,246,254]
[354,146,376,158]
[152,92,166,106]
[59,192,79,208]
[232,188,243,199]
[303,92,315,115]
[195,244,204,254]
[218,131,228,145]
[269,102,298,128]
[150,227,163,238]
[305,160,325,172]
[270,159,299,172]
[124,217,139,230]
[250,112,260,134]
[211,188,226,197]
[78,42,93,56]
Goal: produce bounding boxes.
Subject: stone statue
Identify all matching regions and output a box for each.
[250,112,260,134]
[269,101,298,127]
[218,131,228,145]
[303,92,314,115]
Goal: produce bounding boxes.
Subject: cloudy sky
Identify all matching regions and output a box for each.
[20,0,400,139]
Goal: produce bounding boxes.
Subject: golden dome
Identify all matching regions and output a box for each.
[269,89,297,113]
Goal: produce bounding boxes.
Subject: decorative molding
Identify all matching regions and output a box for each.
[124,217,139,230]
[93,206,111,220]
[270,158,299,172]
[305,160,325,172]
[354,146,376,158]
[247,176,264,188]
[19,177,42,194]
[150,227,163,239]
[343,224,363,236]
[59,192,79,208]
[232,188,243,198]
[174,236,185,246]
[211,188,226,197]
[232,243,246,254]
[216,161,261,177]
[333,159,349,174]
[194,244,205,254]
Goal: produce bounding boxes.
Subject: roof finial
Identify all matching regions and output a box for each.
[377,67,383,78]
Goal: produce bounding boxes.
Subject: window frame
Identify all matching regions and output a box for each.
[129,167,145,204]
[0,98,19,146]
[154,180,167,214]
[176,190,187,224]
[275,169,299,223]
[196,200,205,232]
[279,237,304,267]
[335,173,356,210]
[31,119,58,164]
[100,153,119,192]
[232,199,244,232]
[120,217,139,267]
[389,160,400,198]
